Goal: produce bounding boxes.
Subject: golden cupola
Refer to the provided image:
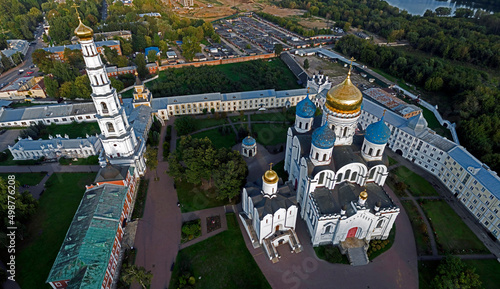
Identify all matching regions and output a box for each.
[263,163,279,184]
[325,59,363,114]
[74,14,93,41]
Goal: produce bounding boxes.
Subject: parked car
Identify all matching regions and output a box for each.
[18,69,25,74]
[26,71,34,75]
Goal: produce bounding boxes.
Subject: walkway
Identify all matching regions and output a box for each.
[0,164,100,173]
[132,119,182,289]
[179,206,228,249]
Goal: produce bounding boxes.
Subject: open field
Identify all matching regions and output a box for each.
[169,213,271,289]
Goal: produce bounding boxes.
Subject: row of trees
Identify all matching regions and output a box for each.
[335,36,500,172]
[167,136,248,202]
[0,0,43,40]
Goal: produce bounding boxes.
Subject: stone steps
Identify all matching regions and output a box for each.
[347,247,369,266]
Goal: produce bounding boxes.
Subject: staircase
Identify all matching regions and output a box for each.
[239,214,260,248]
[263,238,280,263]
[347,247,369,266]
[286,229,303,253]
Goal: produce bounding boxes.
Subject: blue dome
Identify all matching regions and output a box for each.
[365,117,391,145]
[242,136,256,146]
[312,124,336,149]
[296,96,316,118]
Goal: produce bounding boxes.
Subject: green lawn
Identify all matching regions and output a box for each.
[252,123,288,146]
[191,128,236,149]
[421,200,489,254]
[0,150,42,166]
[40,122,101,139]
[193,117,228,130]
[420,106,453,140]
[401,201,432,255]
[250,112,287,122]
[175,180,228,213]
[314,245,349,264]
[58,155,99,165]
[169,213,271,289]
[419,259,500,289]
[393,166,439,197]
[388,156,398,166]
[120,89,133,98]
[132,179,149,219]
[0,172,46,187]
[17,173,96,289]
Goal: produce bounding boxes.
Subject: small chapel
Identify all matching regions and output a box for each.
[283,62,400,265]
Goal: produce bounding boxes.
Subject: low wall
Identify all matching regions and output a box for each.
[158,53,275,71]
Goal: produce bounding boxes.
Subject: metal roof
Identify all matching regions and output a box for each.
[46,184,128,287]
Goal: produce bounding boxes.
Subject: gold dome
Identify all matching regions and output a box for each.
[325,71,362,114]
[263,163,279,184]
[359,190,368,200]
[74,16,93,40]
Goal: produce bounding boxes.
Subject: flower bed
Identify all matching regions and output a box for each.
[206,215,221,233]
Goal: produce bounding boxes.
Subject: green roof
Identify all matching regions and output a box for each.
[46,183,128,288]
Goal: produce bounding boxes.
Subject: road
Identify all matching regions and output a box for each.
[0,24,45,86]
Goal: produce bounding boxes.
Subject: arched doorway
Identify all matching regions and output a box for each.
[347,227,358,238]
[395,149,403,156]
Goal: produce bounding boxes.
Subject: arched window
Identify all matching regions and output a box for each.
[107,122,115,133]
[100,75,105,84]
[322,154,327,161]
[94,76,99,86]
[318,172,325,184]
[377,149,381,156]
[298,122,302,129]
[343,127,348,137]
[351,171,357,181]
[325,225,332,234]
[305,123,309,129]
[369,169,375,179]
[344,169,351,180]
[368,148,373,155]
[336,173,342,182]
[376,220,384,228]
[362,144,366,152]
[315,152,319,160]
[101,102,108,113]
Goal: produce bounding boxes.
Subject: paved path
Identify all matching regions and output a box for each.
[180,206,228,249]
[0,164,100,173]
[386,150,500,259]
[133,120,182,289]
[232,142,284,182]
[236,182,418,289]
[23,173,51,199]
[418,254,497,261]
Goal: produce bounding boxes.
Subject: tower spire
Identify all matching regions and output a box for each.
[348,57,356,77]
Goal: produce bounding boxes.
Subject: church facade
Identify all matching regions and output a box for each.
[284,66,399,261]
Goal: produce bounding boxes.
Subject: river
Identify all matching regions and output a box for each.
[383,0,500,15]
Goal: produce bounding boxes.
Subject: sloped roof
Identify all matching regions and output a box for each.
[46,184,128,287]
[246,181,297,219]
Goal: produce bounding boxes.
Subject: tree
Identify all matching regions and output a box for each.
[0,52,12,70]
[44,76,59,98]
[431,256,481,289]
[58,81,73,99]
[120,264,153,289]
[213,156,247,202]
[32,49,54,73]
[72,75,92,99]
[166,153,185,181]
[303,58,310,70]
[147,50,157,63]
[0,35,7,50]
[11,52,23,65]
[181,36,201,61]
[274,43,283,56]
[134,53,148,78]
[174,116,196,136]
[145,146,159,180]
[110,77,124,92]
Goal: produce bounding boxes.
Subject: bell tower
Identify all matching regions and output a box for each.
[74,7,143,171]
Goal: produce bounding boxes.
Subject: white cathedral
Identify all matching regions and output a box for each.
[74,16,147,174]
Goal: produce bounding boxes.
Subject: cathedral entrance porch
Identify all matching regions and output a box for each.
[340,237,370,266]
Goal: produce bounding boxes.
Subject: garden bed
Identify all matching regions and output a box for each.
[181,219,202,243]
[206,215,221,233]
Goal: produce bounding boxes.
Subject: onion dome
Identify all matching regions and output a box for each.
[359,190,368,200]
[263,165,279,184]
[407,113,428,132]
[74,15,93,40]
[296,95,316,118]
[325,70,362,114]
[365,114,391,145]
[312,123,336,149]
[242,135,256,146]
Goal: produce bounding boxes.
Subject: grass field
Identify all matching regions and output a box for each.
[16,173,96,289]
[401,200,432,255]
[191,128,236,149]
[388,156,398,166]
[252,123,288,146]
[250,111,289,122]
[0,172,46,186]
[193,117,228,130]
[421,200,488,254]
[169,213,271,289]
[58,155,99,165]
[40,122,101,139]
[393,166,439,197]
[175,180,228,213]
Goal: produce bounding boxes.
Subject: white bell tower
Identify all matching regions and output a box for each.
[74,8,142,169]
